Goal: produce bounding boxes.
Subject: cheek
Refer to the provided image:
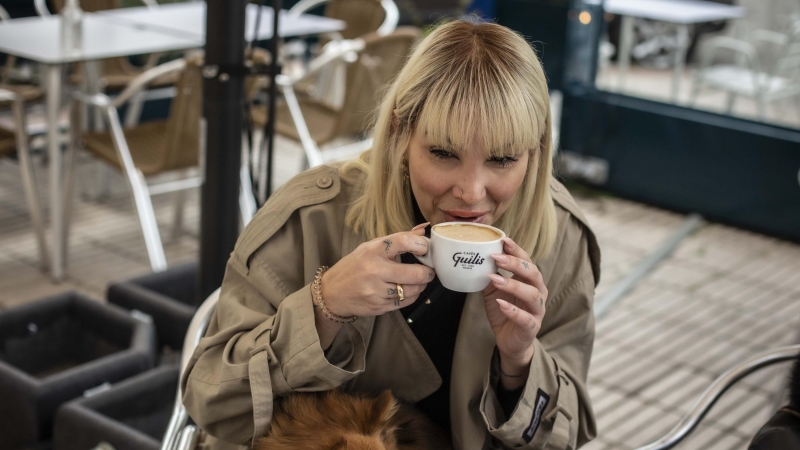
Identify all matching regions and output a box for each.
[413,172,451,200]
[490,165,528,207]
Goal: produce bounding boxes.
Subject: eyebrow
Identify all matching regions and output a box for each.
[424,130,520,155]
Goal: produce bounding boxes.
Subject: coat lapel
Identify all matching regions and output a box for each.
[451,292,496,450]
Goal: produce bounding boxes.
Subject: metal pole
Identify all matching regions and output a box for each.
[199,0,247,301]
[258,0,282,204]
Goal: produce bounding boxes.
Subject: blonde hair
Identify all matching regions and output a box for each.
[343,20,557,260]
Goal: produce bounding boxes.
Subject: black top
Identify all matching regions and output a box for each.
[396,197,523,431]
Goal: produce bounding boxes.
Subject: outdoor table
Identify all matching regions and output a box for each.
[604,0,746,103]
[0,7,344,282]
[97,2,345,42]
[0,14,201,282]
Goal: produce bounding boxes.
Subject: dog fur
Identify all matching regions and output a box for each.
[253,389,453,450]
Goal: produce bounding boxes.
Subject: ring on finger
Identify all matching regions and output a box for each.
[396,284,405,302]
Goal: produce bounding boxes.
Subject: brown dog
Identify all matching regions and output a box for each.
[253,389,453,450]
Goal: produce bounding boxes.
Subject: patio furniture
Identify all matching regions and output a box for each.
[251,27,420,168]
[68,55,204,272]
[286,0,399,107]
[0,90,48,272]
[107,262,199,354]
[0,13,202,282]
[0,5,343,281]
[37,0,175,127]
[689,27,800,119]
[0,292,156,449]
[632,345,800,450]
[605,0,746,103]
[160,288,219,450]
[53,365,180,450]
[289,0,398,40]
[0,7,50,270]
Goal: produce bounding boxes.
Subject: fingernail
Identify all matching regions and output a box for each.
[496,298,512,310]
[490,254,509,265]
[412,222,430,231]
[488,273,506,285]
[502,237,515,248]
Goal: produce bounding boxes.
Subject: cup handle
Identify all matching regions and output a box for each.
[413,237,434,268]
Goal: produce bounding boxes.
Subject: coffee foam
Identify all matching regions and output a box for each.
[434,224,501,242]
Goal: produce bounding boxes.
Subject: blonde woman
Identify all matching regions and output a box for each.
[183,20,601,450]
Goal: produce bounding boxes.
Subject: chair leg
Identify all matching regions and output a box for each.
[756,95,767,120]
[124,91,146,128]
[104,106,167,272]
[239,163,256,227]
[688,78,702,109]
[725,92,737,114]
[11,96,49,271]
[171,171,187,240]
[62,101,82,265]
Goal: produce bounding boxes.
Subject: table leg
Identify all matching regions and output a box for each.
[672,24,690,103]
[618,15,634,92]
[46,64,64,281]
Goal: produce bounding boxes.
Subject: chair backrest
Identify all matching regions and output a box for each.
[325,0,387,40]
[0,6,13,85]
[160,53,203,173]
[161,288,220,450]
[52,0,121,13]
[335,27,420,137]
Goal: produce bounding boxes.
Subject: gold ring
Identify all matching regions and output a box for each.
[396,284,405,302]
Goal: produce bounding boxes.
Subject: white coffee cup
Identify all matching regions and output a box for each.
[414,222,506,293]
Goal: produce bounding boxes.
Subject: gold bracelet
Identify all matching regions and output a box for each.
[312,266,358,324]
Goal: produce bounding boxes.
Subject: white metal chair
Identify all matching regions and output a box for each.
[67,55,256,273]
[161,288,219,450]
[0,5,48,270]
[252,27,420,168]
[633,345,800,450]
[0,88,48,270]
[286,0,399,107]
[288,0,399,39]
[690,27,800,120]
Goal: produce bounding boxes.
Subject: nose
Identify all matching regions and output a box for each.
[453,169,486,205]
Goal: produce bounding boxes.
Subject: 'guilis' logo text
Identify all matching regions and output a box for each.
[453,252,485,267]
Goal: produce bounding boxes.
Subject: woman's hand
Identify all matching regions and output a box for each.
[483,237,548,389]
[320,223,435,318]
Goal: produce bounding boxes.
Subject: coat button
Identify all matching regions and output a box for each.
[316,176,333,189]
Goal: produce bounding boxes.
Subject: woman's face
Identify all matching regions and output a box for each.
[407,127,530,227]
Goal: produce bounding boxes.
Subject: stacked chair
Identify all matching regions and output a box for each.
[252,27,421,168]
[0,5,48,270]
[67,54,204,273]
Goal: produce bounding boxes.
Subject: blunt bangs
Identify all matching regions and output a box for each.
[413,52,545,159]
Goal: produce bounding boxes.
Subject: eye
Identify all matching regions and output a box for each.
[430,148,456,161]
[488,155,518,168]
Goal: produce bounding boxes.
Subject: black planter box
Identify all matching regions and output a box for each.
[53,365,179,450]
[0,293,157,450]
[107,262,198,353]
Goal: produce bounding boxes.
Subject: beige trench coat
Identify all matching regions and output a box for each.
[182,164,601,450]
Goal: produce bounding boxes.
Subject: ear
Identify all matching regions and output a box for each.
[374,390,398,423]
